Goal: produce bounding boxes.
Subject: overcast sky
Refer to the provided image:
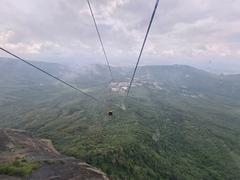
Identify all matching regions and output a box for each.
[0,0,240,68]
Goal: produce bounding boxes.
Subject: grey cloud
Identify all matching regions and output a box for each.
[0,0,240,66]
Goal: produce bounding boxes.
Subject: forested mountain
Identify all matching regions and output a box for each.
[0,58,240,179]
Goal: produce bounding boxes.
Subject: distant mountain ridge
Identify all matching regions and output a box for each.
[0,57,240,179]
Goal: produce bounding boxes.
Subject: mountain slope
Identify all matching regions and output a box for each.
[0,58,240,179]
[0,128,109,180]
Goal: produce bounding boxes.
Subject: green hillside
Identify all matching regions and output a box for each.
[0,59,240,179]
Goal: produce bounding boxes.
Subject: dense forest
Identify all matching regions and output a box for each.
[0,59,240,179]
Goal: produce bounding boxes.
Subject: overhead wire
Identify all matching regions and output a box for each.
[86,0,114,81]
[0,47,102,104]
[0,1,159,112]
[126,0,159,96]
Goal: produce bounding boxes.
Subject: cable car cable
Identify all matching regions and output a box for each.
[126,0,159,96]
[0,47,102,104]
[86,0,114,81]
[87,0,116,115]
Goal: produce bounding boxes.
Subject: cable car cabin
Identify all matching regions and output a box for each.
[107,108,113,116]
[108,110,113,116]
[108,111,113,116]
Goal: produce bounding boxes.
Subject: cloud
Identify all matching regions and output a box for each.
[0,30,61,55]
[0,0,240,65]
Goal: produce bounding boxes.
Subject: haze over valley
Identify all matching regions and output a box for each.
[0,58,240,179]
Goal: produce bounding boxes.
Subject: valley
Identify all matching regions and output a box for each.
[0,58,240,179]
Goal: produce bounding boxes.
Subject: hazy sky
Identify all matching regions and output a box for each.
[0,0,240,67]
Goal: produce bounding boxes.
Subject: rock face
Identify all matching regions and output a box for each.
[29,161,109,180]
[0,128,61,163]
[0,128,109,180]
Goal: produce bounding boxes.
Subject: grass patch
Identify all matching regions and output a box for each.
[0,157,41,177]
